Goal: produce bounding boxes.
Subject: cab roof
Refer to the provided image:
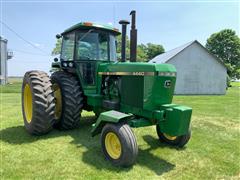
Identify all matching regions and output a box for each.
[62,22,121,35]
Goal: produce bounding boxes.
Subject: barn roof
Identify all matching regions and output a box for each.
[149,41,194,63]
[149,40,226,68]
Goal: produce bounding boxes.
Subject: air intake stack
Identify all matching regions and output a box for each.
[119,20,130,62]
[130,10,137,62]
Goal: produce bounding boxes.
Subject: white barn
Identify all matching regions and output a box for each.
[149,40,227,95]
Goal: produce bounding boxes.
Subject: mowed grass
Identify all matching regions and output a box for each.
[0,81,239,179]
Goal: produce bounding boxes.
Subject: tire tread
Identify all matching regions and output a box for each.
[22,70,55,135]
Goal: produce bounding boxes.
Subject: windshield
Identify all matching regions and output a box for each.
[75,30,117,61]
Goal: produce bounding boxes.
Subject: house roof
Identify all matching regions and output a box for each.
[149,40,226,69]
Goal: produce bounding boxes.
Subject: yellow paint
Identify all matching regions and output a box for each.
[53,83,62,119]
[163,133,177,141]
[23,84,32,123]
[105,132,122,159]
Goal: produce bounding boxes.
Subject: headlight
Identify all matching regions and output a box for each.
[68,62,73,67]
[63,62,67,67]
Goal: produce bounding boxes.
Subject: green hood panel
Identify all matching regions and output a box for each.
[98,62,176,73]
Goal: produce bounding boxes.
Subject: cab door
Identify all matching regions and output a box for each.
[74,30,109,94]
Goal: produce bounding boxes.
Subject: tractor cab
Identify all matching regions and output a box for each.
[56,22,120,92]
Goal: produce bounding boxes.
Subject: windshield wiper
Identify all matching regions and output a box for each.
[79,29,94,41]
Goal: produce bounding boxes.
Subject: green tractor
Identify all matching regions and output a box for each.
[22,11,192,167]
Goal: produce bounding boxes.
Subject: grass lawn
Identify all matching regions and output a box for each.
[0,81,239,179]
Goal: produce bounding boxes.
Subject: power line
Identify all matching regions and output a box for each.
[12,49,52,56]
[0,20,51,56]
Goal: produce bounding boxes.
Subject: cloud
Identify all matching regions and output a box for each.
[34,43,40,47]
[33,43,45,48]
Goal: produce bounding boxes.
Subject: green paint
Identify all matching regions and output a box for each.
[98,62,176,73]
[128,118,154,128]
[158,104,192,136]
[91,110,133,136]
[87,94,102,107]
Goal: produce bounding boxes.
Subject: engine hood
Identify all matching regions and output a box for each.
[98,62,176,75]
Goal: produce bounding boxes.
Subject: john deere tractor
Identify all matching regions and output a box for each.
[22,11,192,167]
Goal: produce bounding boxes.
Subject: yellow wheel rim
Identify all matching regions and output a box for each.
[53,83,62,119]
[105,132,122,159]
[163,133,177,141]
[23,84,33,123]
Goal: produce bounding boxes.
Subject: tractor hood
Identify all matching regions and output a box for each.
[98,62,176,75]
[97,62,177,109]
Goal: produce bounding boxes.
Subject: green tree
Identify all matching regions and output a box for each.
[115,35,165,61]
[137,44,148,61]
[116,35,131,61]
[145,43,165,60]
[206,29,240,78]
[52,38,62,55]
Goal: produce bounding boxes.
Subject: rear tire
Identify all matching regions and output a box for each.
[21,71,55,135]
[51,71,83,130]
[101,123,138,167]
[156,125,191,148]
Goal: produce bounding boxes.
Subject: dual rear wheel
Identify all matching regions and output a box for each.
[22,71,55,135]
[22,71,83,135]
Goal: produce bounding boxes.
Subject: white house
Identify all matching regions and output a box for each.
[149,40,227,95]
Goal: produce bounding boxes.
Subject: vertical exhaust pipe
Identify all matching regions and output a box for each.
[130,10,137,62]
[119,20,129,62]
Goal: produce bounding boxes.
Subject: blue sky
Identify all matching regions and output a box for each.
[1,1,239,76]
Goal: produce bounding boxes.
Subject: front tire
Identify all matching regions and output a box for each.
[22,71,55,135]
[101,123,138,167]
[51,71,83,130]
[156,125,191,148]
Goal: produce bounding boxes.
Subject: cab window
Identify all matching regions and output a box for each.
[75,30,112,61]
[61,32,75,61]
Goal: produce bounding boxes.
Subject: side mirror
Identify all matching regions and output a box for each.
[54,58,58,62]
[56,34,61,39]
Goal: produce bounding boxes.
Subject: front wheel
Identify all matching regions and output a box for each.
[156,125,191,148]
[101,123,138,167]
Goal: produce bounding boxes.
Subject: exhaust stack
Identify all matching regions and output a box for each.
[130,10,137,62]
[119,20,130,62]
